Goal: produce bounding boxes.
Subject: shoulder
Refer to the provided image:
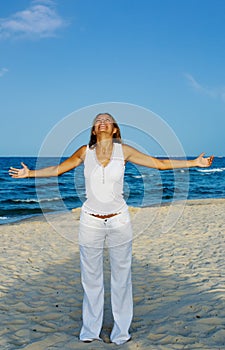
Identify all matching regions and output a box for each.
[122,144,135,160]
[78,145,88,161]
[70,145,87,162]
[122,144,131,151]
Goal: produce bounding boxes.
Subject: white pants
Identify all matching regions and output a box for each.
[79,209,133,345]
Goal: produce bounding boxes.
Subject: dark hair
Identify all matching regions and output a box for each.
[88,113,122,148]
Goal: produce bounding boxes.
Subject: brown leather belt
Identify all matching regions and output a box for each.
[90,212,121,219]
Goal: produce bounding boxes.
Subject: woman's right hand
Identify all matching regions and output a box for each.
[9,162,30,178]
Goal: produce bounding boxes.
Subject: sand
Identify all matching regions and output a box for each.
[0,198,225,350]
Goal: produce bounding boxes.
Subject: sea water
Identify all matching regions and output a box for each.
[0,156,224,225]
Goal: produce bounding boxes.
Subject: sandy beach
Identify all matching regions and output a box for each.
[1,198,225,350]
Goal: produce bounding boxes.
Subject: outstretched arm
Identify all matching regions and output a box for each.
[123,145,214,170]
[9,145,87,178]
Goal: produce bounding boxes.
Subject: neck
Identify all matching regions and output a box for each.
[96,137,113,150]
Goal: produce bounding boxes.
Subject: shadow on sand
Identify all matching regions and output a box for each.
[0,217,225,350]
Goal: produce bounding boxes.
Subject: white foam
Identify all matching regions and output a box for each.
[12,197,62,203]
[197,168,225,173]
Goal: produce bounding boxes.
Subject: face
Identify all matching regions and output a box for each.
[94,114,114,125]
[93,114,117,135]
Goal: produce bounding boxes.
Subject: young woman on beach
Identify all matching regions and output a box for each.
[9,113,214,345]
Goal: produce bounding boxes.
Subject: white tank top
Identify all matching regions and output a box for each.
[82,143,128,215]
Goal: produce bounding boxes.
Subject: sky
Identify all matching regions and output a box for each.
[0,0,225,157]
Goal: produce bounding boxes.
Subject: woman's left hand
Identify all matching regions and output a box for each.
[195,153,214,168]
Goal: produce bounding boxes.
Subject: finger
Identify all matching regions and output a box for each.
[9,167,21,176]
[9,167,19,172]
[207,155,214,166]
[9,172,18,178]
[9,169,19,175]
[21,162,27,168]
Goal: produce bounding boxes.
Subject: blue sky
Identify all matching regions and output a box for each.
[0,0,224,156]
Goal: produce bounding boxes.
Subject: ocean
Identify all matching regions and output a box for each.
[0,156,225,225]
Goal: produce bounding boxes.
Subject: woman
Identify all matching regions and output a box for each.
[9,113,214,345]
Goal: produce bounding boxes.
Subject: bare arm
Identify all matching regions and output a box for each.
[9,145,87,178]
[122,144,214,170]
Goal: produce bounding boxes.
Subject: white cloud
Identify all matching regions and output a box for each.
[184,73,225,101]
[0,0,68,40]
[0,67,9,77]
